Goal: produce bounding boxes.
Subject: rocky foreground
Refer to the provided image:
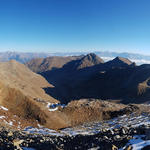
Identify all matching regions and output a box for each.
[1,112,150,150]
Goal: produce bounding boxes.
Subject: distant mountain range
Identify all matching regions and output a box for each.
[0,51,150,64]
[0,51,52,63]
[95,51,150,65]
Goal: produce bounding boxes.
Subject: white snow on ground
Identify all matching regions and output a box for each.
[22,147,36,150]
[0,106,8,111]
[61,128,94,136]
[37,124,43,128]
[24,126,63,136]
[46,102,65,112]
[46,102,51,108]
[119,135,150,150]
[24,125,92,136]
[104,113,150,130]
[0,116,5,119]
[8,121,13,126]
[4,120,13,126]
[23,113,150,136]
[49,107,58,112]
[47,102,58,112]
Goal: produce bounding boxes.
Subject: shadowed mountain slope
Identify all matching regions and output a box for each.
[27,53,150,104]
[103,56,135,69]
[71,64,150,104]
[32,55,138,103]
[72,53,104,70]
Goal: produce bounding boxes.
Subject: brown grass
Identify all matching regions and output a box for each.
[0,83,47,125]
[59,99,126,127]
[0,60,57,103]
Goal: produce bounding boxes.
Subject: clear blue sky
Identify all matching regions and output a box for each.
[0,0,150,54]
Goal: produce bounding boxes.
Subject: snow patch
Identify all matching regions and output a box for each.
[0,106,8,111]
[24,126,63,136]
[0,116,5,119]
[46,102,65,112]
[49,107,58,112]
[8,121,13,126]
[120,135,150,150]
[46,102,51,108]
[22,147,36,150]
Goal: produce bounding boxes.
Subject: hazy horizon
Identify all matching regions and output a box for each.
[0,50,150,56]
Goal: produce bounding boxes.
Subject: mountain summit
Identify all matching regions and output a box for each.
[26,53,104,73]
[104,56,135,69]
[114,56,133,65]
[61,53,104,71]
[76,53,104,69]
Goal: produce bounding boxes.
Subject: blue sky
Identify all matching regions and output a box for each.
[0,0,150,54]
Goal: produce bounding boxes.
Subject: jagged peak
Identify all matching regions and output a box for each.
[113,56,133,65]
[86,53,97,58]
[82,53,104,63]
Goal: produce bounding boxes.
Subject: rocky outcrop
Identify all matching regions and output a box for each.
[0,121,150,150]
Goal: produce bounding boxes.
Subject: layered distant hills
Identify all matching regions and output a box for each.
[26,53,150,104]
[0,51,150,64]
[0,51,51,63]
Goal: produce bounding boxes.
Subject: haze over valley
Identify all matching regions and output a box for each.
[0,51,150,65]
